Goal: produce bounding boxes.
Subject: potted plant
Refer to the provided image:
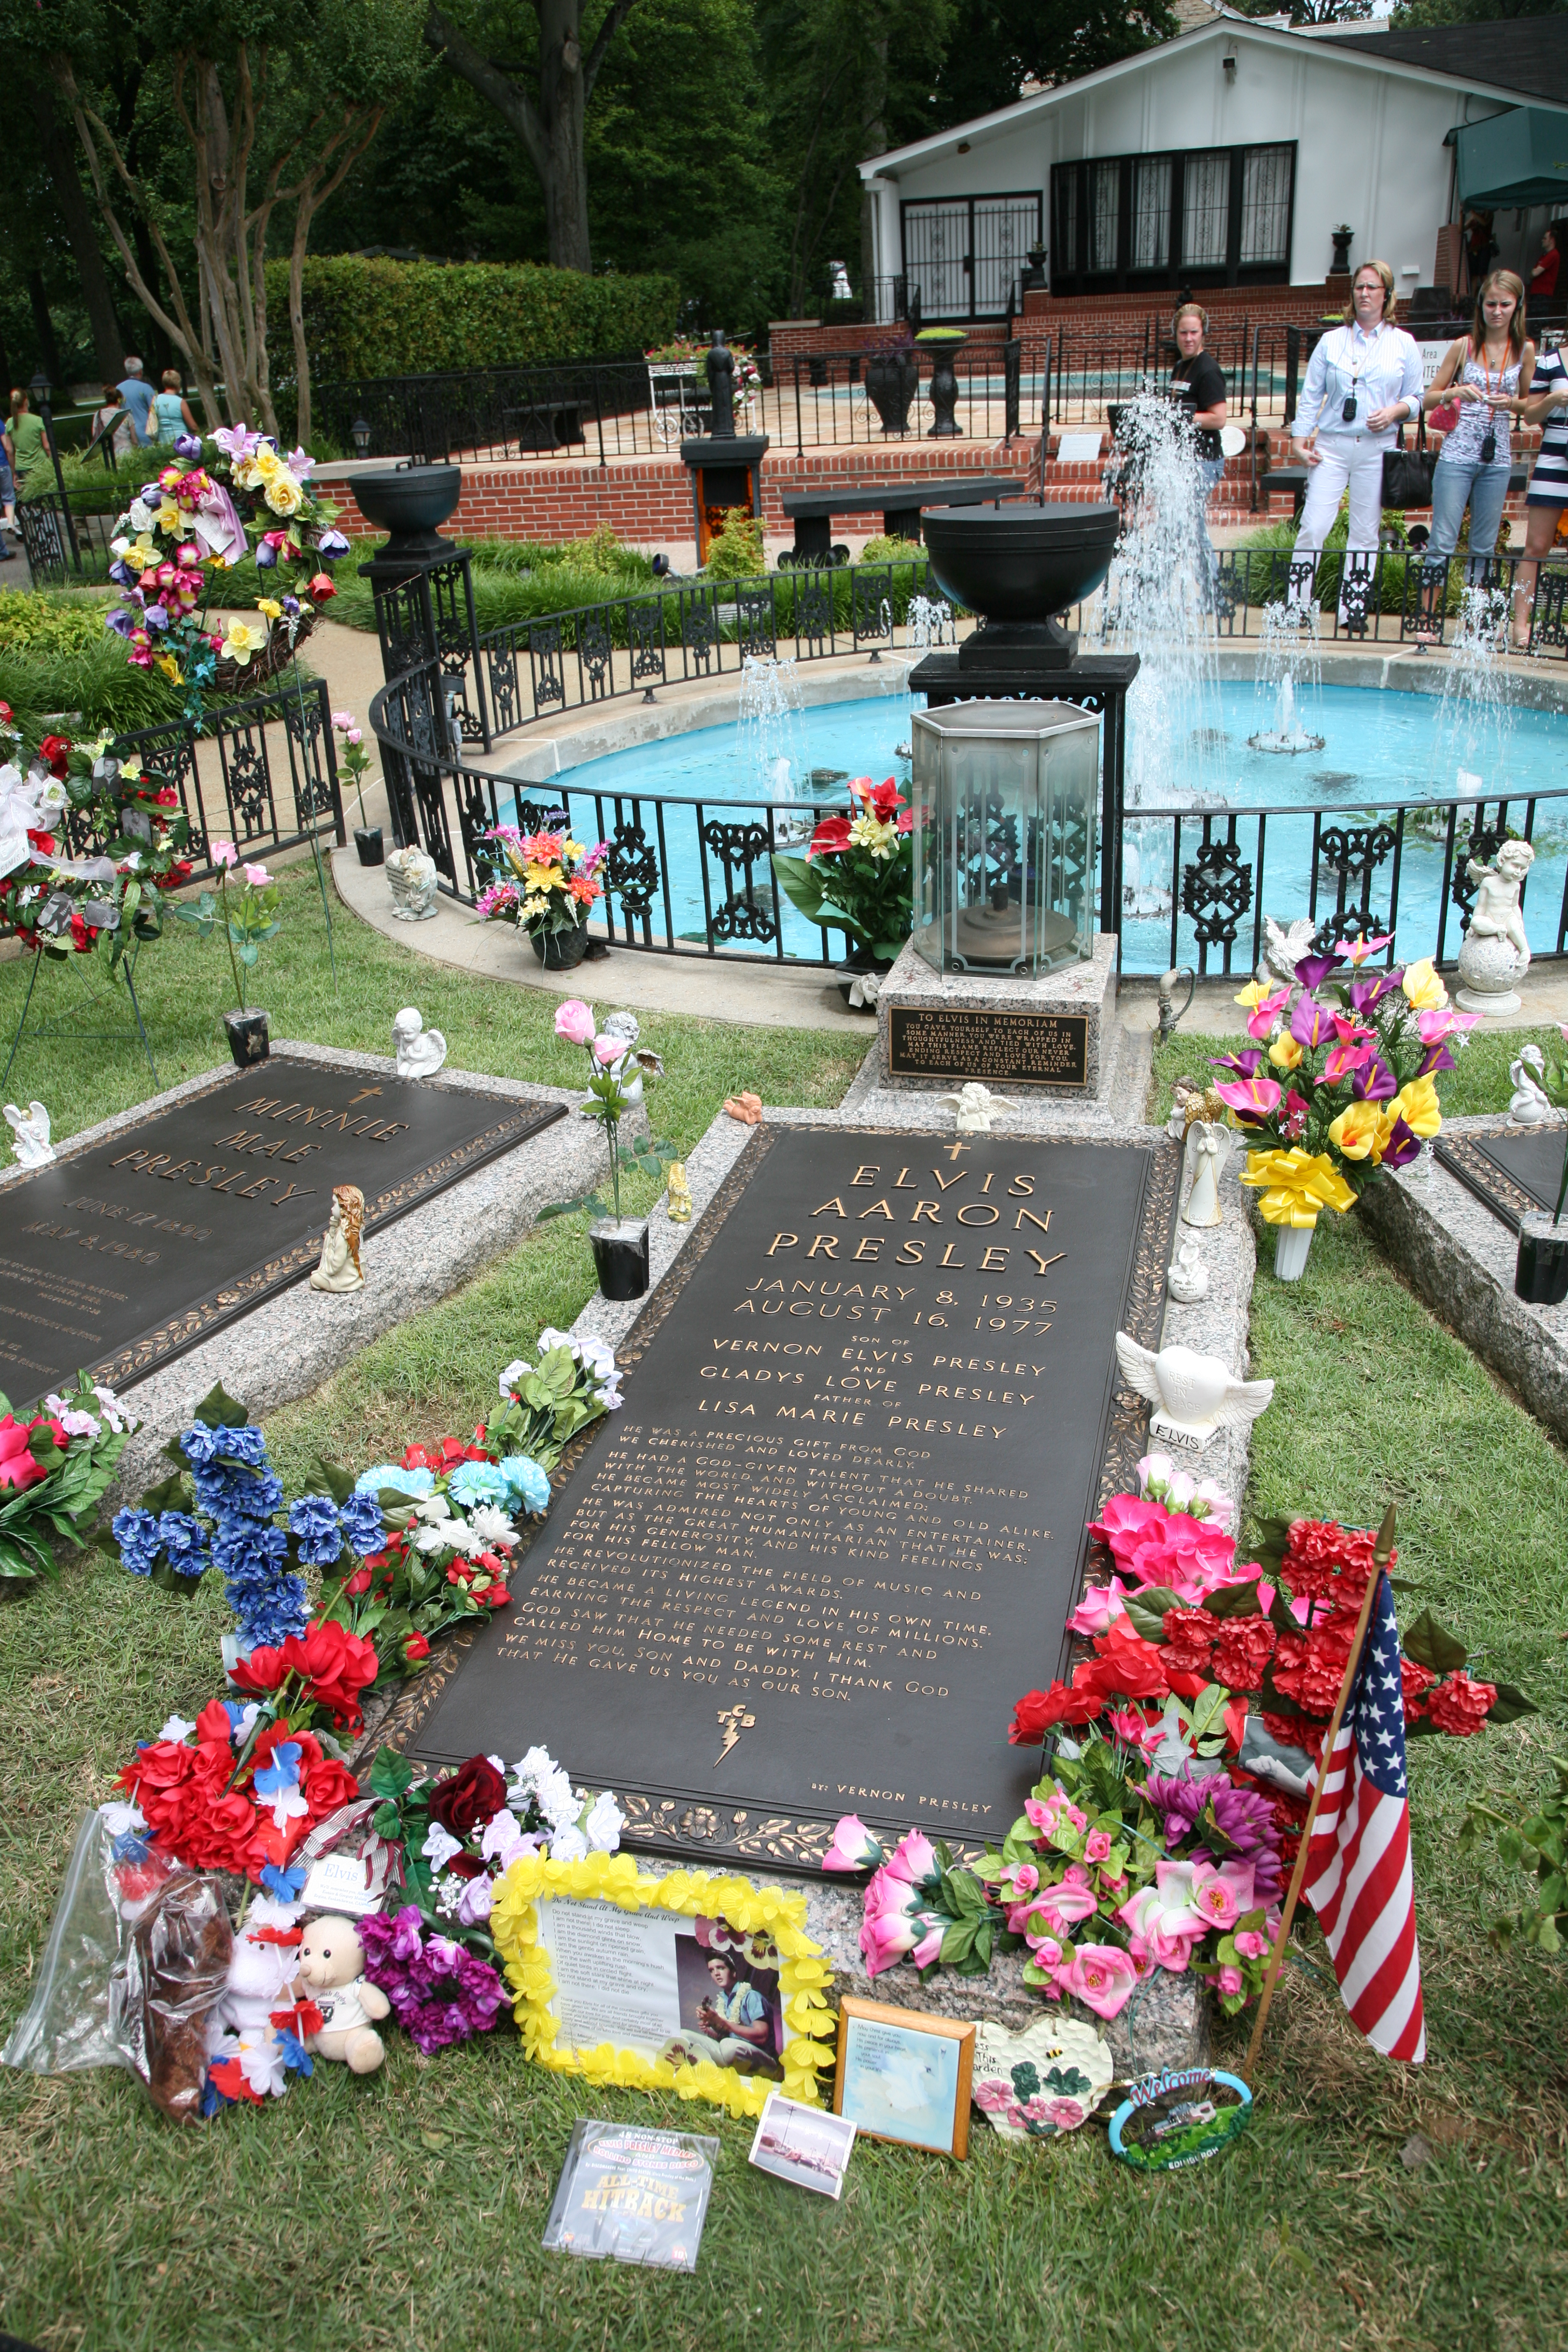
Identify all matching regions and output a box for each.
[865,335,920,435]
[174,841,283,1064]
[333,708,382,864]
[1514,1028,1568,1304]
[916,326,968,437]
[475,817,608,969]
[549,999,667,1300]
[771,776,914,1009]
[1210,937,1476,1279]
[1331,224,1354,274]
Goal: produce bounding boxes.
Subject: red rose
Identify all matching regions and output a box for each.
[344,1567,373,1595]
[302,1756,361,1818]
[232,1621,379,1729]
[403,1631,431,1662]
[309,572,337,600]
[1424,1671,1496,1737]
[426,1755,508,1835]
[194,1699,235,1746]
[1009,1681,1096,1744]
[38,734,71,779]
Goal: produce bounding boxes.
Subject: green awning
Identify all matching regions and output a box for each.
[1457,107,1568,211]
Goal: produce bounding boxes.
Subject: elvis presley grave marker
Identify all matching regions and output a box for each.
[407,1125,1176,1866]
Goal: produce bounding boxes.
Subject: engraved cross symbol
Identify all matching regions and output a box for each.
[943,1139,968,1161]
[348,1087,384,1105]
[714,1704,755,1766]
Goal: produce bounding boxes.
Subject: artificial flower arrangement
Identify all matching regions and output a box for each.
[771,775,915,963]
[476,817,608,948]
[171,839,282,1014]
[1215,935,1476,1239]
[0,1373,138,1582]
[544,999,671,1227]
[103,424,347,716]
[0,733,195,967]
[331,708,377,831]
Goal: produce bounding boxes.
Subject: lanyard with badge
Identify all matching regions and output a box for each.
[1478,351,1501,466]
[1341,323,1383,424]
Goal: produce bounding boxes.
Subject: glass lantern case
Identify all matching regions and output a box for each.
[909,700,1100,976]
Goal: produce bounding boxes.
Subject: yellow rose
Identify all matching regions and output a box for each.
[1268,1033,1303,1070]
[1401,957,1447,1012]
[264,474,304,517]
[251,444,281,481]
[257,597,283,619]
[1327,1101,1383,1160]
[1394,1074,1441,1139]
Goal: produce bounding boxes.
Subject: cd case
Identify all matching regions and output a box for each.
[542,2119,719,2271]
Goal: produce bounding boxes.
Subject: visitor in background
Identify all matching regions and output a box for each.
[1168,300,1228,603]
[117,354,156,446]
[1289,261,1423,615]
[1530,225,1560,306]
[1509,310,1568,646]
[1465,210,1497,296]
[93,384,138,466]
[152,369,198,446]
[0,397,17,554]
[6,388,48,497]
[1422,270,1534,585]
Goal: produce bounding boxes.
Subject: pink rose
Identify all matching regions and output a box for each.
[1024,1931,1065,1968]
[1065,1580,1129,1637]
[592,1035,623,1066]
[909,1919,944,1970]
[1031,1878,1100,1931]
[242,861,270,886]
[1065,1943,1138,2020]
[554,998,596,1046]
[1008,1863,1039,1897]
[211,839,239,869]
[1233,1928,1270,1960]
[859,1904,919,1975]
[1024,1797,1058,1832]
[887,1830,939,1887]
[822,1813,881,1872]
[1217,1964,1244,1998]
[1084,1830,1113,1864]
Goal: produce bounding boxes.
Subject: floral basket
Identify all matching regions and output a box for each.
[210,608,316,699]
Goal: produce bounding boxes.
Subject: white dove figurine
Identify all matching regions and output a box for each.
[4,1100,54,1168]
[1258,915,1317,986]
[937,1082,1018,1135]
[1114,1331,1273,1453]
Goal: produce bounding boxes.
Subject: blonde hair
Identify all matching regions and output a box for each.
[1472,269,1528,361]
[332,1184,365,1275]
[1173,302,1208,334]
[1345,260,1396,323]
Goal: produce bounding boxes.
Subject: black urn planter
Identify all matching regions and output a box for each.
[921,333,967,438]
[590,1217,651,1301]
[351,464,463,558]
[865,352,919,435]
[1515,1213,1568,1305]
[835,948,895,1011]
[1331,229,1353,274]
[223,1007,270,1067]
[354,824,384,866]
[531,919,591,971]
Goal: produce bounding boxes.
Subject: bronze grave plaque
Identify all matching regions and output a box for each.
[886,1005,1089,1089]
[1435,1123,1568,1233]
[0,1055,564,1410]
[395,1124,1178,1870]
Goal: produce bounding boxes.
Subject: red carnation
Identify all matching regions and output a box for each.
[1280,1517,1388,1602]
[1212,1614,1276,1693]
[426,1755,507,1836]
[1161,1606,1219,1676]
[1424,1670,1496,1737]
[1400,1656,1435,1723]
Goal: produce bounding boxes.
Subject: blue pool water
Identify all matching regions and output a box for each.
[510,680,1568,971]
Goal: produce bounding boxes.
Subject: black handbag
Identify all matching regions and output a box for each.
[1381,411,1435,509]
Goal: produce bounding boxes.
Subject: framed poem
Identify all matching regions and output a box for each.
[831,1996,975,2159]
[489,1850,837,2119]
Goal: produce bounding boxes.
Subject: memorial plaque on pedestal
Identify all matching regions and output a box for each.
[0,1056,564,1410]
[886,1006,1088,1089]
[1436,1123,1568,1231]
[397,1124,1178,1871]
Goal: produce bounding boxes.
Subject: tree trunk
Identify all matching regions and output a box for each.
[38,105,125,381]
[26,272,65,390]
[129,219,176,373]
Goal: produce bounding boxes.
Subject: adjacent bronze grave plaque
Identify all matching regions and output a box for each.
[886,1006,1089,1089]
[400,1124,1177,1869]
[1435,1124,1568,1233]
[0,1055,564,1410]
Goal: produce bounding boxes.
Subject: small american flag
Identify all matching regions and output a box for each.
[1301,1572,1426,2063]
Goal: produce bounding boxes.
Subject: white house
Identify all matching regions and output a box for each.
[857,16,1568,320]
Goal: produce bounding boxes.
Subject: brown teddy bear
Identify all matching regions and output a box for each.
[295,1915,391,2075]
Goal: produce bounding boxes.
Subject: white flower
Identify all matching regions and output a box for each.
[157,1714,197,1744]
[538,1773,581,1832]
[456,1873,494,1926]
[92,1383,136,1436]
[469,1504,519,1550]
[236,2032,290,2098]
[414,1493,452,1523]
[537,1327,578,1356]
[433,1873,468,1917]
[583,1790,624,1854]
[549,1825,589,1865]
[578,1338,617,1382]
[498,1358,527,1395]
[480,1807,522,1861]
[1192,1479,1237,1534]
[98,1800,145,1837]
[128,498,156,533]
[267,1781,310,1832]
[421,1822,463,1872]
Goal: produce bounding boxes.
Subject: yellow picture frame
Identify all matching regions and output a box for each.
[489,1850,838,2119]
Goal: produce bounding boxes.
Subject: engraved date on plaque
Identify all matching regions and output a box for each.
[887,1007,1089,1089]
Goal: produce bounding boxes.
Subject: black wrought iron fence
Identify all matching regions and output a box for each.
[17,492,118,589]
[100,676,345,878]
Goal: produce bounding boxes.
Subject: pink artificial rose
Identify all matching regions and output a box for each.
[592,1035,623,1066]
[554,998,596,1045]
[1217,1965,1244,1998]
[1233,1928,1270,1960]
[861,1866,918,1924]
[1065,1580,1128,1637]
[1024,1931,1065,1968]
[211,839,239,869]
[1024,1797,1059,1833]
[1030,1878,1100,1931]
[822,1813,880,1872]
[1107,1708,1157,1751]
[1086,1492,1171,1564]
[1008,1863,1039,1898]
[1065,1943,1138,2021]
[909,1920,944,1970]
[1189,1865,1241,1931]
[887,1830,938,1887]
[242,862,269,887]
[859,1903,919,1975]
[1084,1830,1113,1864]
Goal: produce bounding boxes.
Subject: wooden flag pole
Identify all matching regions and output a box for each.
[1242,1504,1397,2082]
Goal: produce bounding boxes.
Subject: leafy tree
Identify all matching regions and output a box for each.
[922,0,1177,131]
[1390,0,1565,22]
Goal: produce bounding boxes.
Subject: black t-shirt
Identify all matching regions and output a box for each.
[1171,352,1227,460]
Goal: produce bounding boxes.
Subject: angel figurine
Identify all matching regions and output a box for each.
[391,1006,447,1079]
[310,1185,366,1293]
[1114,1331,1273,1452]
[937,1082,1018,1135]
[3,1100,54,1168]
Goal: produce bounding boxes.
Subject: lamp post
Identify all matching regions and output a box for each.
[351,415,372,459]
[29,367,81,571]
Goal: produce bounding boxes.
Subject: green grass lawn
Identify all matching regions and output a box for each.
[2,947,1565,2352]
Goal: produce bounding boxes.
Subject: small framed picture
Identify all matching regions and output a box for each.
[832,1997,975,2160]
[748,2090,856,2199]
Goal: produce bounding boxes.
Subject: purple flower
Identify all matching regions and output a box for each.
[359,1905,508,2055]
[1419,1042,1456,1079]
[1378,1116,1423,1170]
[255,538,277,569]
[212,423,261,463]
[317,529,349,557]
[143,604,169,632]
[1349,969,1404,1014]
[282,595,299,617]
[174,432,203,461]
[1293,950,1344,991]
[1352,1054,1397,1102]
[1290,993,1336,1052]
[1142,1769,1284,1907]
[108,559,136,589]
[104,606,136,640]
[1209,1047,1264,1080]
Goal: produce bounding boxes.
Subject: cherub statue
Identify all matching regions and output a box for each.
[309,1184,365,1292]
[3,1100,54,1167]
[1509,1043,1552,1125]
[937,1082,1018,1134]
[391,1006,447,1079]
[1457,838,1536,1013]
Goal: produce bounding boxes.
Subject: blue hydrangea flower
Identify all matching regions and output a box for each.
[112,1507,163,1577]
[179,1420,267,1470]
[215,1523,307,1650]
[338,1492,387,1556]
[353,1464,435,1500]
[446,1459,509,1510]
[192,1465,284,1520]
[499,1454,551,1516]
[288,1494,344,1566]
[157,1511,209,1578]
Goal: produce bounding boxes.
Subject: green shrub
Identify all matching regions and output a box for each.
[1236,499,1460,617]
[265,256,680,389]
[703,507,767,580]
[0,590,108,655]
[0,633,181,739]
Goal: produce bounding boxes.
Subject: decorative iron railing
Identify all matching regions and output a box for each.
[97,676,345,879]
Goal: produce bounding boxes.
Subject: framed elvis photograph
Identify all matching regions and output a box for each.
[831,1996,975,2159]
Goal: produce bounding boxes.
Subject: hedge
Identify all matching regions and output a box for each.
[264,255,681,390]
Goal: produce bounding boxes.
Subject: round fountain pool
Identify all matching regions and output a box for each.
[506,677,1566,973]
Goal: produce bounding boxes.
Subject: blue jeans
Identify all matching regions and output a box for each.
[1194,454,1226,604]
[1426,454,1510,579]
[0,449,11,505]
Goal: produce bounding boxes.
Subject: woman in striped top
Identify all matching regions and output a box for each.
[1513,331,1568,643]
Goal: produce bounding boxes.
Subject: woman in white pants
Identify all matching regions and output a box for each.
[1289,261,1423,618]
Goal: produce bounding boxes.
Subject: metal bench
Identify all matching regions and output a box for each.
[779,475,1031,566]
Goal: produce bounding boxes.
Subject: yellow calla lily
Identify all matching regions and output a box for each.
[1394,1074,1441,1139]
[1268,1033,1304,1070]
[1233,979,1276,1009]
[1401,957,1447,1011]
[1241,1146,1357,1228]
[1327,1100,1383,1160]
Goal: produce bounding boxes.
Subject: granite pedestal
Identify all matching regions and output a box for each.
[875,933,1121,1101]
